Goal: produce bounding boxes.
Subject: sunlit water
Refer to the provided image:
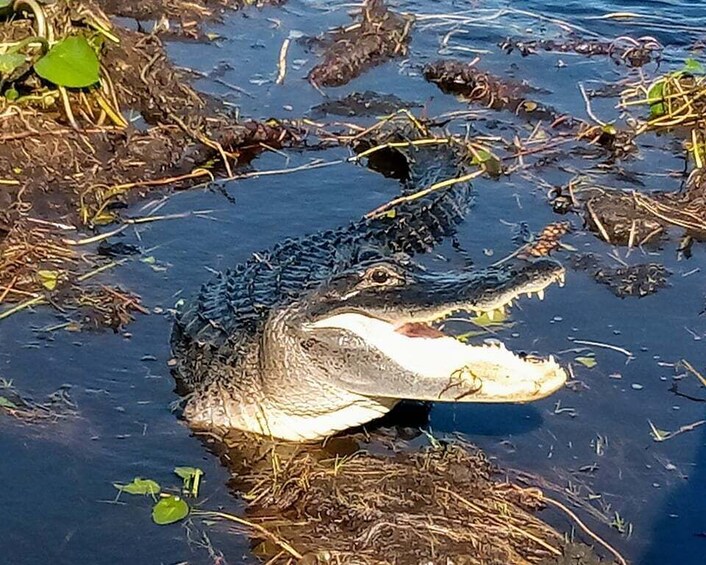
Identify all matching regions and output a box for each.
[2,1,706,563]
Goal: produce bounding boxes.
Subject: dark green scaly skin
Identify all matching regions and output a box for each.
[172,146,471,397]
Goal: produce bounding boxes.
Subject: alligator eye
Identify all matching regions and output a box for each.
[371,269,390,284]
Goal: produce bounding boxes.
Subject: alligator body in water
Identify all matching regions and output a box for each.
[172,142,567,441]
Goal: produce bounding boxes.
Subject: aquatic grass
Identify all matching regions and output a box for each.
[206,430,626,564]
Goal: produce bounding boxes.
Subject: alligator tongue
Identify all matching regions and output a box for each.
[395,322,445,338]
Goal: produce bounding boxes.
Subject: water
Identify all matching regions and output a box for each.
[2,1,706,563]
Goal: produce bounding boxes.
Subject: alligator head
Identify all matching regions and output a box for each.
[183,255,567,441]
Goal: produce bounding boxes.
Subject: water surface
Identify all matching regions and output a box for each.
[2,1,706,563]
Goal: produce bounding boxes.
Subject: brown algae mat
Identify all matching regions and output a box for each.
[308,0,413,88]
[202,431,623,565]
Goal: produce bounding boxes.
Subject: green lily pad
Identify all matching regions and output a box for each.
[34,36,100,88]
[0,53,26,76]
[5,87,19,101]
[113,478,161,496]
[152,495,189,525]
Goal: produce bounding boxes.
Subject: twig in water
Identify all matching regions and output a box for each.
[649,419,706,442]
[578,83,607,126]
[275,37,291,85]
[681,359,706,388]
[193,510,302,560]
[572,339,633,358]
[537,491,628,565]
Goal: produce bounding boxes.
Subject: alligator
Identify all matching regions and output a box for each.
[171,140,567,441]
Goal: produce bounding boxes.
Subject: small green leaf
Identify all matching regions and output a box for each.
[0,53,26,76]
[471,149,493,165]
[152,495,189,525]
[575,356,597,369]
[471,149,502,176]
[5,87,19,101]
[0,396,18,409]
[34,36,100,88]
[113,478,161,496]
[682,57,705,75]
[647,81,665,118]
[648,420,669,442]
[175,466,204,497]
[601,123,617,136]
[36,270,59,291]
[174,467,203,481]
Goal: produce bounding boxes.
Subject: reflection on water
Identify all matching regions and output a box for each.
[2,0,706,563]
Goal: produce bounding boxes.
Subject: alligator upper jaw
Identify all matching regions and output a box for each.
[306,267,568,404]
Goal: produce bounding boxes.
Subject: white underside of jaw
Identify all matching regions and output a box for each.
[187,382,398,442]
[235,396,397,442]
[309,313,567,403]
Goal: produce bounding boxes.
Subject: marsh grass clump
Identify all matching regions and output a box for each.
[620,60,706,134]
[308,0,413,88]
[202,432,619,565]
[0,379,76,423]
[0,0,302,323]
[579,169,706,245]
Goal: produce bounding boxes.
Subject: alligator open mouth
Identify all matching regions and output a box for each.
[309,265,567,404]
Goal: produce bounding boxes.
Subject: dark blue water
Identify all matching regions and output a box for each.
[2,1,706,563]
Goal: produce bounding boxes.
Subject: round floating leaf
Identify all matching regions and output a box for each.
[113,477,161,496]
[34,36,100,88]
[152,495,189,525]
[0,53,26,76]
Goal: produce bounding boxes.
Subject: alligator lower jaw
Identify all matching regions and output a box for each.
[309,313,567,404]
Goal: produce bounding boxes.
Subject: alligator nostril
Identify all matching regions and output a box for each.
[518,351,528,359]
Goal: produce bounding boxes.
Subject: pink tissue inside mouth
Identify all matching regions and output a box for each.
[394,322,445,338]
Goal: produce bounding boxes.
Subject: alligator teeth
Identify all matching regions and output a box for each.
[526,292,533,299]
[557,273,566,287]
[537,289,545,301]
[487,310,496,321]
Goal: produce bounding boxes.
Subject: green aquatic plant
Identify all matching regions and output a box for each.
[34,35,99,88]
[113,467,203,525]
[152,495,190,525]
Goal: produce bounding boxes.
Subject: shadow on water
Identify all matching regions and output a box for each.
[433,403,545,437]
